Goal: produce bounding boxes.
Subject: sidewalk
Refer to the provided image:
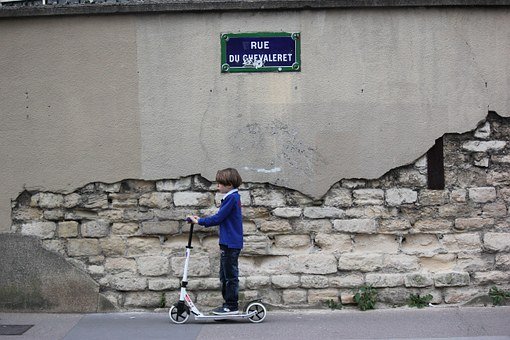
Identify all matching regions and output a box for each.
[1,306,510,340]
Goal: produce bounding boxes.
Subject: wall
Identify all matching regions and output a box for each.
[1,7,510,233]
[9,113,509,310]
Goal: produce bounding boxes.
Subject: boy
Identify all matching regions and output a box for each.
[187,168,243,315]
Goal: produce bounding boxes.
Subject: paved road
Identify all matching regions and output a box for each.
[1,307,509,340]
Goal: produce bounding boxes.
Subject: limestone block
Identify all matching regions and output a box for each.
[141,221,180,235]
[126,237,162,256]
[487,170,510,186]
[67,239,101,256]
[307,289,338,304]
[197,291,224,307]
[353,189,384,205]
[492,155,510,164]
[328,273,364,288]
[100,236,126,256]
[303,207,344,219]
[495,254,510,270]
[366,273,404,288]
[386,189,417,206]
[300,275,329,288]
[450,189,467,203]
[454,217,494,231]
[419,254,457,273]
[289,254,337,274]
[242,207,271,219]
[444,288,480,304]
[173,192,213,207]
[214,191,250,207]
[482,203,507,217]
[274,235,311,249]
[156,177,192,191]
[401,234,443,256]
[468,187,497,203]
[105,258,137,273]
[124,292,160,307]
[340,292,356,304]
[58,221,79,238]
[341,179,365,189]
[251,189,286,207]
[376,288,410,305]
[483,233,510,252]
[441,234,481,252]
[282,289,307,304]
[352,234,399,254]
[314,233,352,253]
[434,272,470,287]
[286,191,314,206]
[120,179,155,193]
[338,253,383,272]
[246,276,271,289]
[418,190,449,206]
[242,235,269,255]
[413,219,452,233]
[243,221,257,235]
[139,192,173,208]
[240,256,290,276]
[324,188,353,207]
[21,221,56,239]
[42,239,66,255]
[171,256,211,277]
[82,194,109,210]
[473,271,510,285]
[272,207,302,218]
[81,220,110,238]
[136,256,170,276]
[333,219,377,234]
[12,207,43,221]
[378,219,411,233]
[32,192,64,209]
[462,140,506,152]
[345,205,396,218]
[43,210,64,221]
[155,208,191,221]
[187,278,221,290]
[111,223,139,235]
[293,219,332,234]
[88,265,104,276]
[96,210,121,222]
[474,121,491,139]
[404,272,434,287]
[271,275,300,288]
[455,253,492,272]
[382,254,420,272]
[64,193,82,208]
[259,220,292,233]
[397,169,427,187]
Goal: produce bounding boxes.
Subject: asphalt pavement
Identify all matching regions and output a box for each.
[1,306,509,340]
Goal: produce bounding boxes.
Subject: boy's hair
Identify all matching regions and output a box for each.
[216,168,243,188]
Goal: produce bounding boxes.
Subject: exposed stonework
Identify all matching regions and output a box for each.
[10,113,510,310]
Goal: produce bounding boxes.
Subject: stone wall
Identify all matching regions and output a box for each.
[10,112,510,310]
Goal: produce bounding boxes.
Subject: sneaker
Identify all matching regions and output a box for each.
[211,306,239,315]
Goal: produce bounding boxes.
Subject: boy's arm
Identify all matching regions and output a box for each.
[198,195,236,227]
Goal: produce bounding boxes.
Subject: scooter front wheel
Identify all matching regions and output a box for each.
[169,305,190,324]
[246,302,267,323]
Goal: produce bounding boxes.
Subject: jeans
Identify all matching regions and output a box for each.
[219,244,240,310]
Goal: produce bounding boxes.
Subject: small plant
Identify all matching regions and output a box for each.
[489,286,510,306]
[159,293,166,308]
[324,299,342,310]
[353,284,377,311]
[408,293,433,308]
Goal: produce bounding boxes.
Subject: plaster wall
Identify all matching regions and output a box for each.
[1,8,509,232]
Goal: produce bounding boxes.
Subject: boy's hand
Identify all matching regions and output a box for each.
[186,216,199,224]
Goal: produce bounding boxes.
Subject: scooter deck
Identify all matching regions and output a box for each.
[194,310,257,320]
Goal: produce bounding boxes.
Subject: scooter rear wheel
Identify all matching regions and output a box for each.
[246,302,267,323]
[169,305,190,324]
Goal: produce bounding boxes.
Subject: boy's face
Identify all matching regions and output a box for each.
[217,183,233,194]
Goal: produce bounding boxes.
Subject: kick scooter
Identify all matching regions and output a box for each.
[168,220,267,324]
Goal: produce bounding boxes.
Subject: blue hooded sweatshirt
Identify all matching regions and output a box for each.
[198,189,243,249]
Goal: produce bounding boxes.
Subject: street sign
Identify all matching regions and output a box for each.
[221,32,301,73]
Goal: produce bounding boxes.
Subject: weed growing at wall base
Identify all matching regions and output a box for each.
[353,285,377,311]
[407,293,433,308]
[489,286,510,306]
